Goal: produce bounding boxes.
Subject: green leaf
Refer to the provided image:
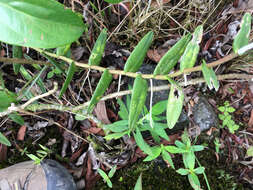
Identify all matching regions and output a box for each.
[180,25,203,71]
[0,132,11,146]
[98,168,112,188]
[26,154,41,164]
[8,112,25,125]
[191,145,204,152]
[227,107,235,113]
[153,34,191,75]
[0,0,85,48]
[59,62,76,98]
[134,173,142,190]
[143,146,161,161]
[176,168,189,176]
[246,146,253,157]
[89,28,107,66]
[152,123,170,141]
[218,106,225,112]
[0,90,17,112]
[129,75,148,132]
[201,60,219,91]
[56,44,71,56]
[104,0,124,4]
[161,150,175,169]
[87,69,113,113]
[183,151,195,170]
[166,79,184,129]
[104,120,129,133]
[117,98,129,120]
[164,145,188,154]
[104,131,128,141]
[124,31,153,72]
[151,100,167,115]
[12,45,23,74]
[108,165,117,178]
[188,173,201,190]
[194,167,205,174]
[133,128,152,155]
[175,140,186,149]
[233,13,251,54]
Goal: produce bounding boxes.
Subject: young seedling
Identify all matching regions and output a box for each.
[97,165,117,188]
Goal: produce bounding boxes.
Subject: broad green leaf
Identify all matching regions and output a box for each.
[104,120,129,133]
[133,128,152,155]
[161,150,175,169]
[166,79,184,129]
[153,34,191,75]
[180,25,203,71]
[104,131,128,141]
[194,167,205,174]
[246,146,253,157]
[0,132,11,146]
[89,29,107,66]
[59,62,76,98]
[117,98,129,120]
[151,100,167,115]
[0,90,17,112]
[188,173,201,190]
[0,0,85,48]
[8,112,25,125]
[129,75,148,132]
[87,69,113,113]
[108,165,117,178]
[104,0,124,4]
[12,45,22,74]
[201,60,219,91]
[176,168,189,176]
[164,145,188,154]
[134,173,142,190]
[233,13,251,54]
[143,146,161,161]
[124,31,153,72]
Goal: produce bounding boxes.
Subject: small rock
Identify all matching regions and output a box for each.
[193,96,219,132]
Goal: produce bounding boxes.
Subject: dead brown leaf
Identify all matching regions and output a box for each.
[248,109,253,128]
[17,125,27,141]
[94,101,111,124]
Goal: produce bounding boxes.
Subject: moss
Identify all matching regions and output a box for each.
[94,149,247,190]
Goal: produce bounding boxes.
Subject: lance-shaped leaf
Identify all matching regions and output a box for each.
[0,0,85,48]
[104,0,124,4]
[166,78,184,129]
[129,75,148,132]
[12,45,23,74]
[180,25,203,72]
[133,128,152,155]
[233,13,251,54]
[59,62,76,98]
[89,28,107,66]
[201,60,219,91]
[88,69,112,113]
[124,31,153,72]
[153,34,191,75]
[0,132,11,146]
[134,173,143,190]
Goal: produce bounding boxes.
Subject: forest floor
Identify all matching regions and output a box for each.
[0,0,253,190]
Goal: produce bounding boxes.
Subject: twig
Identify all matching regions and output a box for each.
[0,82,58,117]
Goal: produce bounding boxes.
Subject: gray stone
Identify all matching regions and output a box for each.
[193,96,219,132]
